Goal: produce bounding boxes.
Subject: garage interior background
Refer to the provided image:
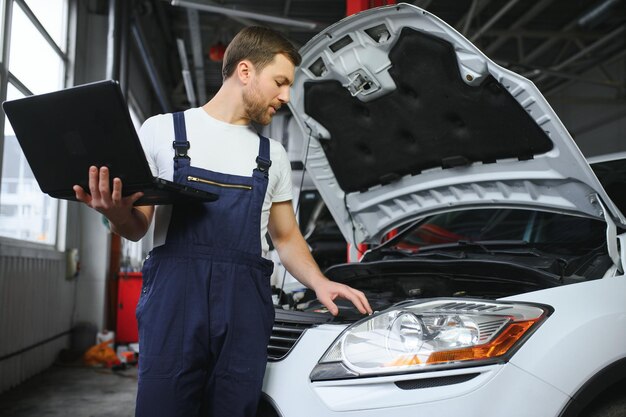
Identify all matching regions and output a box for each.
[0,0,624,394]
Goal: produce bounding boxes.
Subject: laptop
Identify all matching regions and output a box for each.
[2,80,218,206]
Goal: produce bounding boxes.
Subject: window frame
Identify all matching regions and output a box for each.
[0,0,73,251]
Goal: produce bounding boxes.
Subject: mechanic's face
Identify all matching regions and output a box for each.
[243,53,294,125]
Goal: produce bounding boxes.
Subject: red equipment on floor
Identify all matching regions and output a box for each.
[116,272,142,344]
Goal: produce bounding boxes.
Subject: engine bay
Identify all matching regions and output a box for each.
[274,257,595,323]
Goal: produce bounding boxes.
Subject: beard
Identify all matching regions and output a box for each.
[242,78,275,125]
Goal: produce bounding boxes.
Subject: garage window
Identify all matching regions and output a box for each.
[0,0,69,244]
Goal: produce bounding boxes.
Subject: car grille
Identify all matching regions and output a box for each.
[267,309,332,361]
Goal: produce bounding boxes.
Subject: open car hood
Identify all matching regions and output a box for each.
[288,3,625,246]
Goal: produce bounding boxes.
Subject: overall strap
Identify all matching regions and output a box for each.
[255,135,272,178]
[172,112,190,170]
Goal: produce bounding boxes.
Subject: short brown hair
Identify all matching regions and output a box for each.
[221,26,301,81]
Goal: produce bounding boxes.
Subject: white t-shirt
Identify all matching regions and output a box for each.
[138,107,293,256]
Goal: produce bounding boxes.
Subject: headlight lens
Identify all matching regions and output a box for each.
[310,299,550,381]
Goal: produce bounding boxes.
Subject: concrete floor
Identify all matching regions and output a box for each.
[0,363,138,417]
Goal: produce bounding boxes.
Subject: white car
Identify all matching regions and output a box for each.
[258,4,626,417]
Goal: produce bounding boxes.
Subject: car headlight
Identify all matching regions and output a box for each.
[310,299,551,381]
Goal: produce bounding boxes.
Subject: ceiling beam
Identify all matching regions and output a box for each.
[577,0,622,27]
[460,0,479,36]
[212,1,255,26]
[545,48,626,96]
[522,18,580,65]
[483,29,605,40]
[455,0,492,30]
[131,20,172,112]
[484,0,556,54]
[573,38,614,82]
[550,39,573,66]
[470,0,520,43]
[171,0,320,30]
[532,24,625,84]
[517,63,623,88]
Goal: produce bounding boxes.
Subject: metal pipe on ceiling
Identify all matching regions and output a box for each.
[177,38,198,107]
[484,0,556,55]
[578,0,622,27]
[533,24,625,84]
[170,0,319,30]
[523,0,624,66]
[545,48,626,96]
[131,20,172,112]
[518,64,622,87]
[460,0,479,36]
[186,0,255,26]
[482,29,604,40]
[455,0,492,30]
[469,0,520,42]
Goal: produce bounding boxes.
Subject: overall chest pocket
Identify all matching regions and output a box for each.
[187,175,253,191]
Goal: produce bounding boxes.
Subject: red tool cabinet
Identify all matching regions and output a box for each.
[116,272,143,343]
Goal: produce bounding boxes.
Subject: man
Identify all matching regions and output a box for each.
[73,26,372,417]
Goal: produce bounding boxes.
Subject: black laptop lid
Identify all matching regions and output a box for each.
[2,80,155,197]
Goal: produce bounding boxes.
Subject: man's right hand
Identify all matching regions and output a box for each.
[73,165,144,226]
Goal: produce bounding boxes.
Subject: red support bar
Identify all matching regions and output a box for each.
[385,228,399,241]
[346,0,396,16]
[347,242,369,262]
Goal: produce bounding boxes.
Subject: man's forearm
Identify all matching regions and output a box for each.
[109,207,150,242]
[273,230,329,291]
[273,226,373,316]
[268,201,373,316]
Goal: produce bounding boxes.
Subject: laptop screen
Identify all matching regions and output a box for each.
[2,80,155,196]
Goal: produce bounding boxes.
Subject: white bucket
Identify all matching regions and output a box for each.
[96,330,115,345]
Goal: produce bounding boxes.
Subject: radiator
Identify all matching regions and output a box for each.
[0,244,74,393]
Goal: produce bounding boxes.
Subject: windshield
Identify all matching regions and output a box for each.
[389,208,607,255]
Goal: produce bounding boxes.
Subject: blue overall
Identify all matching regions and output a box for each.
[135,112,275,417]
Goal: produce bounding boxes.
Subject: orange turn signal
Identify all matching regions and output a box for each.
[426,320,537,364]
[384,319,538,368]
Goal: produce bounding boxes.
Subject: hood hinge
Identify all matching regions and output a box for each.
[599,197,624,273]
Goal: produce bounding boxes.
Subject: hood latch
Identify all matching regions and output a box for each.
[346,70,379,97]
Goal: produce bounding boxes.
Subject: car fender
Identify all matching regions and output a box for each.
[503,276,626,398]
